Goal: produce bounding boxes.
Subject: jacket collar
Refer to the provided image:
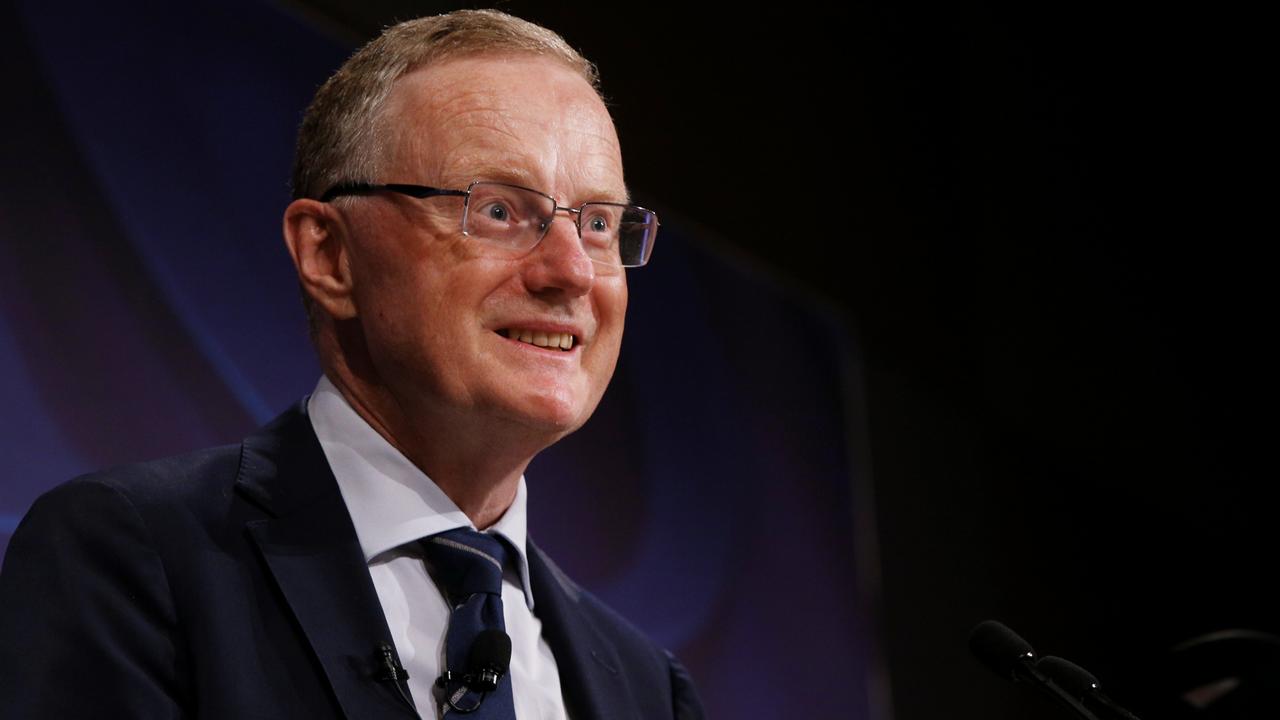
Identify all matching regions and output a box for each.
[527,542,641,720]
[234,401,419,719]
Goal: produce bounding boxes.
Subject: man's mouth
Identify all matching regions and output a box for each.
[498,328,577,351]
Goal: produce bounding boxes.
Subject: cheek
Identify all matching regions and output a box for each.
[597,276,629,337]
[589,279,629,373]
[349,254,457,373]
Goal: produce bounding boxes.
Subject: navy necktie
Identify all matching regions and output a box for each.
[422,528,516,718]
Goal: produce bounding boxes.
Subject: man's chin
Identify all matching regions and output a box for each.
[518,405,592,439]
[497,390,598,441]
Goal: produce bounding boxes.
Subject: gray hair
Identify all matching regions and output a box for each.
[291,9,599,200]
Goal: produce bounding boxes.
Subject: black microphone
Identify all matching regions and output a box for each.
[969,619,1038,682]
[374,643,421,719]
[376,642,410,682]
[465,629,512,692]
[969,620,1102,720]
[437,629,513,712]
[1039,655,1143,720]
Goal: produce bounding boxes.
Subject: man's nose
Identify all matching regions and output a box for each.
[522,212,594,296]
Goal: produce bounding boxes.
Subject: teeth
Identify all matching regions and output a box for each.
[502,329,575,351]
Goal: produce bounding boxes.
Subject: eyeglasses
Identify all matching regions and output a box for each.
[320,180,659,268]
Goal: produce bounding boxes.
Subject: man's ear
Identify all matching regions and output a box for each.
[282,199,358,320]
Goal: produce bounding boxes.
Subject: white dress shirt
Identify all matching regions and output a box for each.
[308,376,569,719]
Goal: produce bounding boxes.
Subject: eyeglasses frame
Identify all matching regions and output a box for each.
[318,179,658,268]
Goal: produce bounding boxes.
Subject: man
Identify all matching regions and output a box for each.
[0,10,703,719]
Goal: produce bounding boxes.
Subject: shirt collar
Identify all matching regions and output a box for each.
[307,376,536,609]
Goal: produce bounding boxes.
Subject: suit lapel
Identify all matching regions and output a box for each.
[236,403,418,720]
[527,542,641,720]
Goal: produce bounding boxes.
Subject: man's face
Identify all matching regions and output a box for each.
[340,54,629,441]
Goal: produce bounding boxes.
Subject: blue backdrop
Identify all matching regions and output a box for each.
[0,1,880,716]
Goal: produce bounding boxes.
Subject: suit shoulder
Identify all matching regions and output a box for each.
[24,444,245,531]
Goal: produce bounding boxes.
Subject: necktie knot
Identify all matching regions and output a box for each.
[422,528,508,603]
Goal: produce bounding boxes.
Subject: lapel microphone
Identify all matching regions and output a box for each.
[376,642,410,682]
[464,629,513,692]
[375,642,422,719]
[437,629,513,712]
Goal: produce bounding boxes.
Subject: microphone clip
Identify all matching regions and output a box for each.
[374,642,410,683]
[435,628,513,712]
[435,667,503,693]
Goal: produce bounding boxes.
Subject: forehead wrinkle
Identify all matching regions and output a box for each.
[384,74,519,177]
[444,158,539,189]
[434,121,625,204]
[394,114,523,183]
[390,57,626,203]
[432,132,549,188]
[442,113,529,152]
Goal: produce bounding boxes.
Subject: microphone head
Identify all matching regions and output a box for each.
[970,620,1037,682]
[467,628,513,675]
[1038,655,1101,698]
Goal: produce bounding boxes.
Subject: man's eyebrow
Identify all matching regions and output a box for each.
[460,165,538,189]
[577,184,632,205]
[459,165,631,205]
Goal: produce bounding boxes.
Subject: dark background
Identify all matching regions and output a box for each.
[6,0,1276,717]
[397,1,1275,717]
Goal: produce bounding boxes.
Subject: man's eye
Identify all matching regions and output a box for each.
[588,215,609,233]
[485,203,510,222]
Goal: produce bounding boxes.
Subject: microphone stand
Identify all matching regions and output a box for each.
[970,620,1102,720]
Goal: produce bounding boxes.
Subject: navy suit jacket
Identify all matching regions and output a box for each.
[0,402,704,719]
